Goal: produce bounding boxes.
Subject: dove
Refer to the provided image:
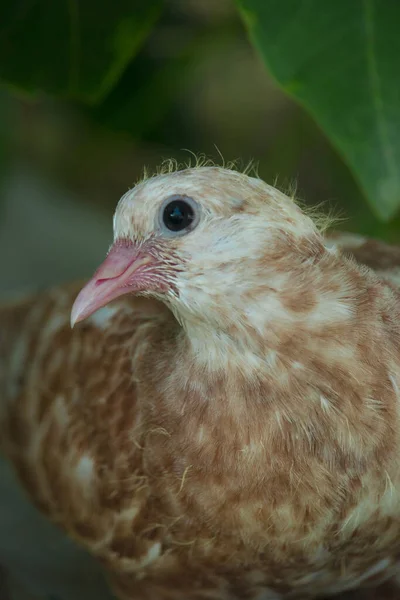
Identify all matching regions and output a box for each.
[2,165,400,600]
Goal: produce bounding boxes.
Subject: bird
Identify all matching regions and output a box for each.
[2,164,400,600]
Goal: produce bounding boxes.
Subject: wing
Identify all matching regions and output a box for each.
[0,282,170,597]
[0,453,115,600]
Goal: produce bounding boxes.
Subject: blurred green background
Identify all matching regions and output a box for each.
[1,0,400,295]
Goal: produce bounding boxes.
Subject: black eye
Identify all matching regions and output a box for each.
[160,196,199,234]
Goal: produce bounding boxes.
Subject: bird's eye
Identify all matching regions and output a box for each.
[159,195,200,236]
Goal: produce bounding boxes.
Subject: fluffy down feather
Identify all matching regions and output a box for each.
[2,166,400,600]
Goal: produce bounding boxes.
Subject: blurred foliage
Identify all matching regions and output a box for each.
[0,0,400,248]
[0,1,162,102]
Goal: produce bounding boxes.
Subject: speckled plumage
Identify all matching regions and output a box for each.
[2,167,400,599]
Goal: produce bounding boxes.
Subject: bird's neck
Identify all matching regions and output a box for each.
[180,245,372,374]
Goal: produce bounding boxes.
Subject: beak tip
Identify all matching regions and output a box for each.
[70,298,85,329]
[70,311,78,329]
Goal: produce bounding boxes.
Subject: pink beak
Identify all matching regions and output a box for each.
[70,242,157,327]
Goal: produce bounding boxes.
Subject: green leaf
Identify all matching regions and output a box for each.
[236,0,400,220]
[0,1,163,103]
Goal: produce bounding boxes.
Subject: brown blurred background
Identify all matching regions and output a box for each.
[0,0,396,296]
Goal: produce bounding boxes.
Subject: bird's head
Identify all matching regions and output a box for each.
[71,167,325,334]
